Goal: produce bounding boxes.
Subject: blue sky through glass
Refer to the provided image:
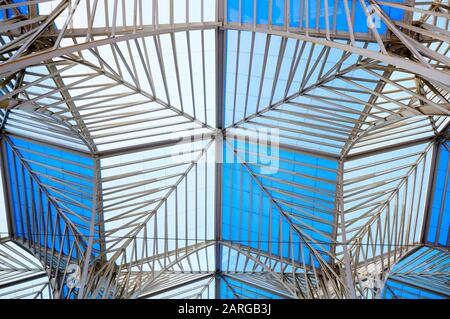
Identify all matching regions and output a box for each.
[222,137,337,267]
[226,0,405,34]
[4,136,99,258]
[428,141,450,246]
[382,246,449,299]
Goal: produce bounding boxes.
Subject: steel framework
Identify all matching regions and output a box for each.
[0,0,449,299]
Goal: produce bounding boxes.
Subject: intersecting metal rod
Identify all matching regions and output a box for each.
[221,25,450,89]
[0,22,220,76]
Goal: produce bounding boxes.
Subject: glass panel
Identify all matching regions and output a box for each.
[4,136,98,257]
[428,141,450,246]
[222,138,337,266]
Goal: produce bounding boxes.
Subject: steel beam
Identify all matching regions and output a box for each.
[346,135,436,161]
[0,137,15,238]
[337,160,357,298]
[214,0,225,300]
[137,273,213,299]
[421,140,441,244]
[0,22,220,76]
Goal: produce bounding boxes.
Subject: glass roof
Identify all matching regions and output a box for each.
[0,0,448,299]
[382,246,450,299]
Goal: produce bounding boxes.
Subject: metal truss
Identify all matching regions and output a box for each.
[0,0,449,299]
[0,238,51,299]
[381,245,450,298]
